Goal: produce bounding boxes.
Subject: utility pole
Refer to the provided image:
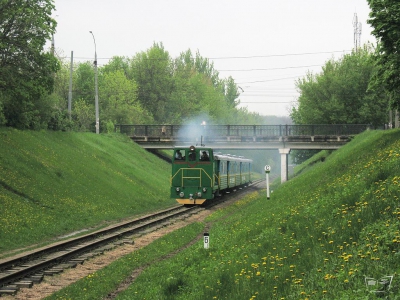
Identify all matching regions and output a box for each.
[353,13,362,51]
[89,31,99,134]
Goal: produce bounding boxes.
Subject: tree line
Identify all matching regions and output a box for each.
[0,0,399,132]
[57,44,270,132]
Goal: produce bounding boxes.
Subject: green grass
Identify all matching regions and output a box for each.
[41,129,400,300]
[1,128,399,299]
[292,149,332,176]
[0,128,174,254]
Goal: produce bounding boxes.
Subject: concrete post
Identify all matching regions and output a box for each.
[279,148,291,183]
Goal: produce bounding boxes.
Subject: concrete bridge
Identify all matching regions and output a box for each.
[115,124,370,182]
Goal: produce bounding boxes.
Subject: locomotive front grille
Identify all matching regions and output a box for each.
[171,168,213,187]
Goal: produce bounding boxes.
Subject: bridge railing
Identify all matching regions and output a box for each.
[115,124,371,138]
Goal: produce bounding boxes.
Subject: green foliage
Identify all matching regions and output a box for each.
[0,96,6,125]
[74,62,95,105]
[101,56,131,76]
[130,42,174,123]
[8,41,270,131]
[367,0,400,110]
[291,46,388,127]
[72,98,94,131]
[0,129,174,252]
[0,0,60,128]
[99,69,153,128]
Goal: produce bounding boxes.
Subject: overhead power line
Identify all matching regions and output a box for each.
[237,75,304,84]
[219,64,323,72]
[208,50,351,60]
[240,101,294,104]
[60,49,351,62]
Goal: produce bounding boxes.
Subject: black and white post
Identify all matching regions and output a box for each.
[264,165,271,199]
[204,232,209,249]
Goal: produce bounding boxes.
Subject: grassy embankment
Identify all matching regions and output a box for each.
[0,127,174,255]
[45,129,400,300]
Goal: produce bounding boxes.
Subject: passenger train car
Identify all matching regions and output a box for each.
[170,145,252,205]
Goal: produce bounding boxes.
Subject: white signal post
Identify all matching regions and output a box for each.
[264,165,271,199]
[204,233,209,249]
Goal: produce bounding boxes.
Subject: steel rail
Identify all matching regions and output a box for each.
[0,179,264,296]
[0,205,197,294]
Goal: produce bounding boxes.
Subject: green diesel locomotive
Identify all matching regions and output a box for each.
[170,145,252,205]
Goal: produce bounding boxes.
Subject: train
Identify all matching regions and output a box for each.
[170,145,253,205]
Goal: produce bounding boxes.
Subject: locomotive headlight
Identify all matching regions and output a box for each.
[176,187,180,192]
[179,192,184,198]
[197,192,202,197]
[202,188,207,193]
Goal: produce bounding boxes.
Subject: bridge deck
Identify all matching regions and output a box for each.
[115,124,370,150]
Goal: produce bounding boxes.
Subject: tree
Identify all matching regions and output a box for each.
[74,62,95,105]
[367,0,400,110]
[99,70,153,127]
[222,76,240,109]
[130,43,174,123]
[101,56,131,78]
[291,46,387,127]
[0,0,59,128]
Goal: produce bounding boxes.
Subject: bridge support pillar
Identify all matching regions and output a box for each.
[279,148,291,183]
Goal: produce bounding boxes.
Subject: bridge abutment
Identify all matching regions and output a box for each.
[279,148,291,183]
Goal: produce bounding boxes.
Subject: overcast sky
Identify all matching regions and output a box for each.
[51,0,376,117]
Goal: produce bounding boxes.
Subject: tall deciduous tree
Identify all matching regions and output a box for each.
[130,43,174,123]
[222,76,240,109]
[367,0,400,110]
[99,70,153,127]
[0,0,59,128]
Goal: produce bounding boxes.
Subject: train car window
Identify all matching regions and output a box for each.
[174,149,185,160]
[200,150,210,161]
[220,161,226,174]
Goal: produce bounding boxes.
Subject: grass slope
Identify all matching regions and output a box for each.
[46,129,400,300]
[0,128,173,254]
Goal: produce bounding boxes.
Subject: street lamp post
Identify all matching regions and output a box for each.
[89,31,99,134]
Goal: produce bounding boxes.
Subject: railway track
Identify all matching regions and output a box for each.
[0,179,264,297]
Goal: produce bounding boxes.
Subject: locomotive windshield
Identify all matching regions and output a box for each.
[174,149,185,160]
[173,147,213,162]
[200,150,210,161]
